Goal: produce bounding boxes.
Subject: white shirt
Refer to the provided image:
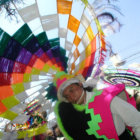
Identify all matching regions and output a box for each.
[86,91,140,140]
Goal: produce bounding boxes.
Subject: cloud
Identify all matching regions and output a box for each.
[128,63,140,69]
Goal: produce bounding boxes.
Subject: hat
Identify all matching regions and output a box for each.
[53,72,85,102]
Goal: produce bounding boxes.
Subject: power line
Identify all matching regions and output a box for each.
[125,55,140,64]
[122,51,140,62]
[117,41,140,53]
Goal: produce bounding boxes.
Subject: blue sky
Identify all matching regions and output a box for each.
[106,0,140,69]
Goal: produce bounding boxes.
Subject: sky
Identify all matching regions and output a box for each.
[106,0,140,70]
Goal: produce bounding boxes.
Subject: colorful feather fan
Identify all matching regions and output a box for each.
[0,0,122,139]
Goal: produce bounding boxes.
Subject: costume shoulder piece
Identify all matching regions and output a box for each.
[86,84,136,140]
[85,88,118,140]
[54,101,102,140]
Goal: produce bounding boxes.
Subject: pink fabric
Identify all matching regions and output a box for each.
[88,84,126,140]
[127,70,140,76]
[56,78,67,90]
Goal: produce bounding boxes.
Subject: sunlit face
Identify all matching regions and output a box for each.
[63,83,85,104]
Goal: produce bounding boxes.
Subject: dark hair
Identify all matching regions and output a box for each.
[83,86,94,92]
[42,111,47,118]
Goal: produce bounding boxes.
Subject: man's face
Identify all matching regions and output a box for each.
[54,127,62,136]
[63,83,84,104]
